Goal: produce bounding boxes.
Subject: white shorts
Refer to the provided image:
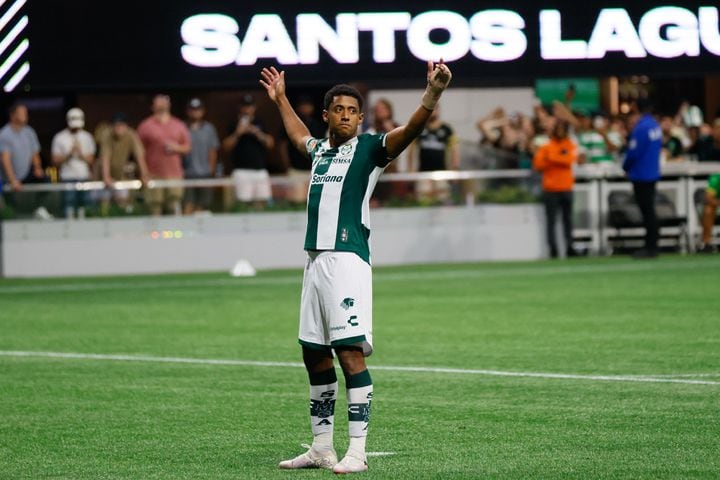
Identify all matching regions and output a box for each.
[299,251,373,356]
[232,169,271,202]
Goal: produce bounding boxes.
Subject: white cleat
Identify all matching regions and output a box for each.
[332,453,368,474]
[278,447,338,470]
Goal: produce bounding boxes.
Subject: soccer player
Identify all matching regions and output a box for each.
[260,61,452,474]
[699,174,720,253]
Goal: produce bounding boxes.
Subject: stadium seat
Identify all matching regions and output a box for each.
[606,190,690,253]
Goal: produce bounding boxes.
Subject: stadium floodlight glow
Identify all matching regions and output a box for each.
[179,6,720,67]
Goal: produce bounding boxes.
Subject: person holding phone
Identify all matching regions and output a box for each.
[222,94,275,209]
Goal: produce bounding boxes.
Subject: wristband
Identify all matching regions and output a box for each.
[421,87,441,111]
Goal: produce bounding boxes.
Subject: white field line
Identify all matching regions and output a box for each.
[0,350,718,386]
[2,258,720,295]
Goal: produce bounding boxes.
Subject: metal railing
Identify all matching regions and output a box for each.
[2,160,719,253]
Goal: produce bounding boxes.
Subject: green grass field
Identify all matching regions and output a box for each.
[1,256,719,479]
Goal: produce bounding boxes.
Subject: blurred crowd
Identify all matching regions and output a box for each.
[1,88,720,220]
[476,96,720,169]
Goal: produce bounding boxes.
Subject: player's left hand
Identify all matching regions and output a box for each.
[427,60,452,95]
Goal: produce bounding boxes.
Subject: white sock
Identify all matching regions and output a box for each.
[345,369,373,457]
[348,436,367,458]
[312,432,334,452]
[308,368,338,451]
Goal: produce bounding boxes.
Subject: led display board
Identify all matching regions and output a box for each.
[4,1,720,92]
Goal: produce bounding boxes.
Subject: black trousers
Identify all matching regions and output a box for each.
[543,191,573,257]
[632,181,659,251]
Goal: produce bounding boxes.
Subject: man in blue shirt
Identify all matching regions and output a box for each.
[623,98,662,258]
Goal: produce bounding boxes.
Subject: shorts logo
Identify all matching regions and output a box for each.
[340,298,355,310]
[347,315,358,327]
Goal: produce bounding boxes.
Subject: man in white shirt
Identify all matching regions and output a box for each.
[52,108,96,219]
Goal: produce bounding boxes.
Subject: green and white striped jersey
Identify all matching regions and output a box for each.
[304,133,391,264]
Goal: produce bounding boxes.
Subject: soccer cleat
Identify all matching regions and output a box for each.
[278,447,337,470]
[332,453,368,474]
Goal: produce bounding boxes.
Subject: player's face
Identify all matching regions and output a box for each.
[324,95,363,140]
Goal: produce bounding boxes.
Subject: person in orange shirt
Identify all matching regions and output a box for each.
[533,121,579,258]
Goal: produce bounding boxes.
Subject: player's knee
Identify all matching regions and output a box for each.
[336,346,367,375]
[302,346,334,372]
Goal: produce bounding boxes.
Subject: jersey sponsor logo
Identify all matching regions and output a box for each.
[311,173,344,184]
[340,298,355,310]
[331,156,352,164]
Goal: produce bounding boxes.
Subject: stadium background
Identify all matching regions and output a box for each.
[1,2,719,478]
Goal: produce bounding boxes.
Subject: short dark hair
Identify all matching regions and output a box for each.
[323,84,364,111]
[635,97,653,114]
[8,101,26,116]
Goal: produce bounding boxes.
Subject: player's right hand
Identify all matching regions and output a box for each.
[260,67,286,102]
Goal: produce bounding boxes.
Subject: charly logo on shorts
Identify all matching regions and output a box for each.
[340,298,355,310]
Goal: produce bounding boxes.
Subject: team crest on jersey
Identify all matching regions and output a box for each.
[340,144,353,155]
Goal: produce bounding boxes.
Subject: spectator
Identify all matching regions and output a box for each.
[366,98,410,203]
[688,120,720,161]
[533,121,579,258]
[137,94,191,216]
[183,98,220,215]
[98,112,148,214]
[575,110,620,164]
[0,101,52,219]
[676,100,704,129]
[51,108,96,219]
[623,98,663,259]
[660,116,685,162]
[407,105,460,203]
[366,98,399,135]
[222,94,275,210]
[279,95,325,206]
[699,173,720,253]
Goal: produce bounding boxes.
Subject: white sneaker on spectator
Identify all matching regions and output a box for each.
[278,446,337,470]
[332,452,368,474]
[33,206,54,220]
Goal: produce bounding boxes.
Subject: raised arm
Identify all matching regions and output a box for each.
[384,61,452,160]
[260,67,311,157]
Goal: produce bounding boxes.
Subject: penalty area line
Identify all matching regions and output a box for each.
[0,350,718,386]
